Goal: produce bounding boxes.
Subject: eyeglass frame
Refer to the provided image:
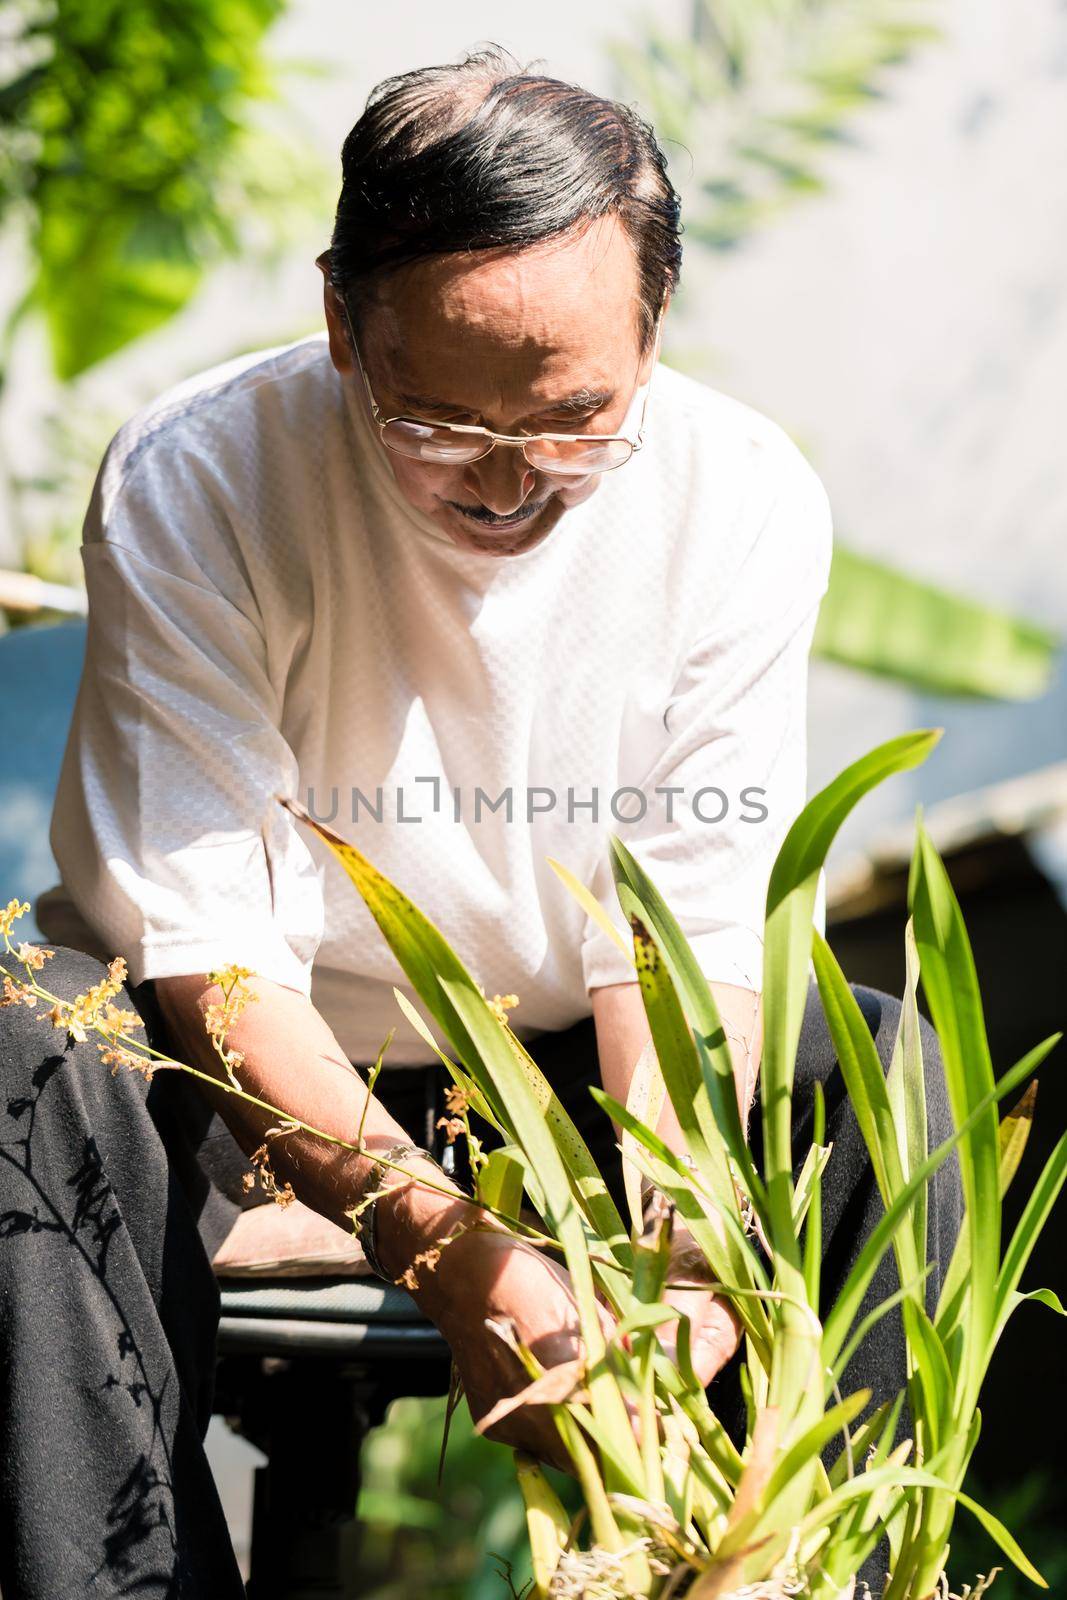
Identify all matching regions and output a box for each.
[336,283,665,476]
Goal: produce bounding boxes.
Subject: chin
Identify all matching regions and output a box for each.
[435,496,567,556]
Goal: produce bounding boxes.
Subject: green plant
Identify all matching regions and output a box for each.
[608,0,941,252]
[0,0,327,586]
[0,0,324,381]
[6,731,1063,1596]
[287,732,1065,1598]
[356,1391,580,1600]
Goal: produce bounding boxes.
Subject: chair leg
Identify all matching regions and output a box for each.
[242,1360,370,1600]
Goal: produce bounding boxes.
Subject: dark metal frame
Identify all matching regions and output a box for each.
[216,1280,450,1598]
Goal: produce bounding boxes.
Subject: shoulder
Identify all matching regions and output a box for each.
[650,362,829,505]
[645,362,833,581]
[93,335,337,527]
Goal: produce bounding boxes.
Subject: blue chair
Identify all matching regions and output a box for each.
[0,619,449,1597]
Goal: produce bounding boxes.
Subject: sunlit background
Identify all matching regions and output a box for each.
[2,2,1064,1593]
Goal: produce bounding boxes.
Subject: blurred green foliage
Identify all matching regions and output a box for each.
[613,1,1060,703]
[813,548,1060,701]
[357,1394,581,1600]
[609,0,940,249]
[949,1468,1066,1598]
[0,0,323,379]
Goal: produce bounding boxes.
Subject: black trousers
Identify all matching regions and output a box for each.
[0,945,962,1598]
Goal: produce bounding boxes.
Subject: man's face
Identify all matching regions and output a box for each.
[321,217,659,557]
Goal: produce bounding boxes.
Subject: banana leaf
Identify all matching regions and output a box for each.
[813,546,1058,700]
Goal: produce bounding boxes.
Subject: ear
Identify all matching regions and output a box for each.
[317,251,354,377]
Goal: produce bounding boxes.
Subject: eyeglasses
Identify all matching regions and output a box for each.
[339,293,662,479]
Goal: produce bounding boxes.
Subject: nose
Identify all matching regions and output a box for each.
[463,441,538,517]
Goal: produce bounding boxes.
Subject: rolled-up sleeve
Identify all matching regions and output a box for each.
[48,438,324,992]
[580,441,833,995]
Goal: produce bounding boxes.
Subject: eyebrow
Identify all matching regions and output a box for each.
[396,386,615,419]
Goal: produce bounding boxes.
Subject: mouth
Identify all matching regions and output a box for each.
[446,499,549,533]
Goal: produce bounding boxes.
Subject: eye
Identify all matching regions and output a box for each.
[545,413,598,432]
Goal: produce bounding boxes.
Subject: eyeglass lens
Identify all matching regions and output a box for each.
[379,419,633,477]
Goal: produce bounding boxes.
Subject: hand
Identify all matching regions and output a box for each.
[657,1225,742,1387]
[411,1226,613,1473]
[374,1168,612,1471]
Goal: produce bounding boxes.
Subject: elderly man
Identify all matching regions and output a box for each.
[1,47,959,1599]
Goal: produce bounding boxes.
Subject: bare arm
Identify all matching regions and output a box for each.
[153,972,469,1274]
[154,971,599,1471]
[592,977,762,1144]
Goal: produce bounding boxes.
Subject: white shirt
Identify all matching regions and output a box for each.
[38,334,832,1066]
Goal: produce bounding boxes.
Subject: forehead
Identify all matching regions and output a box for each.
[364,215,643,384]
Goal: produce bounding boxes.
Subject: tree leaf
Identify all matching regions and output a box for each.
[813,546,1057,700]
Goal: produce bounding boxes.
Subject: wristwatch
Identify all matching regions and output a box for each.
[354,1142,439,1282]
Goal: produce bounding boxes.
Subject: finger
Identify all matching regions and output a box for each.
[658,1298,741,1387]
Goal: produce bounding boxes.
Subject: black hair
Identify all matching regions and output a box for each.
[328,45,681,353]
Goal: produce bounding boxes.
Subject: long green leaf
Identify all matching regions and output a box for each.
[823,1037,1060,1371]
[803,1082,826,1311]
[608,839,766,1221]
[625,911,747,1234]
[796,1465,1047,1586]
[589,1088,761,1280]
[901,1299,952,1457]
[283,800,641,1483]
[813,545,1058,699]
[791,1140,832,1234]
[812,931,919,1292]
[596,1097,771,1352]
[441,975,643,1485]
[515,1453,570,1600]
[622,1040,665,1235]
[885,918,928,1270]
[477,1147,526,1220]
[935,1078,1039,1339]
[909,823,1001,1406]
[990,1128,1067,1356]
[1012,1287,1066,1316]
[547,855,636,964]
[762,730,941,1234]
[759,731,939,1502]
[759,1390,872,1519]
[827,1394,904,1489]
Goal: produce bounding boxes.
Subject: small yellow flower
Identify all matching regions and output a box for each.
[488,992,519,1025]
[1,974,38,1009]
[0,899,30,936]
[99,1043,154,1080]
[209,964,254,985]
[15,943,53,971]
[101,1004,143,1034]
[203,1002,226,1038]
[397,1245,442,1292]
[1,974,24,1007]
[245,1139,296,1207]
[443,1084,470,1116]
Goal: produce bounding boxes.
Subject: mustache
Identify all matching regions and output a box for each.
[446,498,551,526]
